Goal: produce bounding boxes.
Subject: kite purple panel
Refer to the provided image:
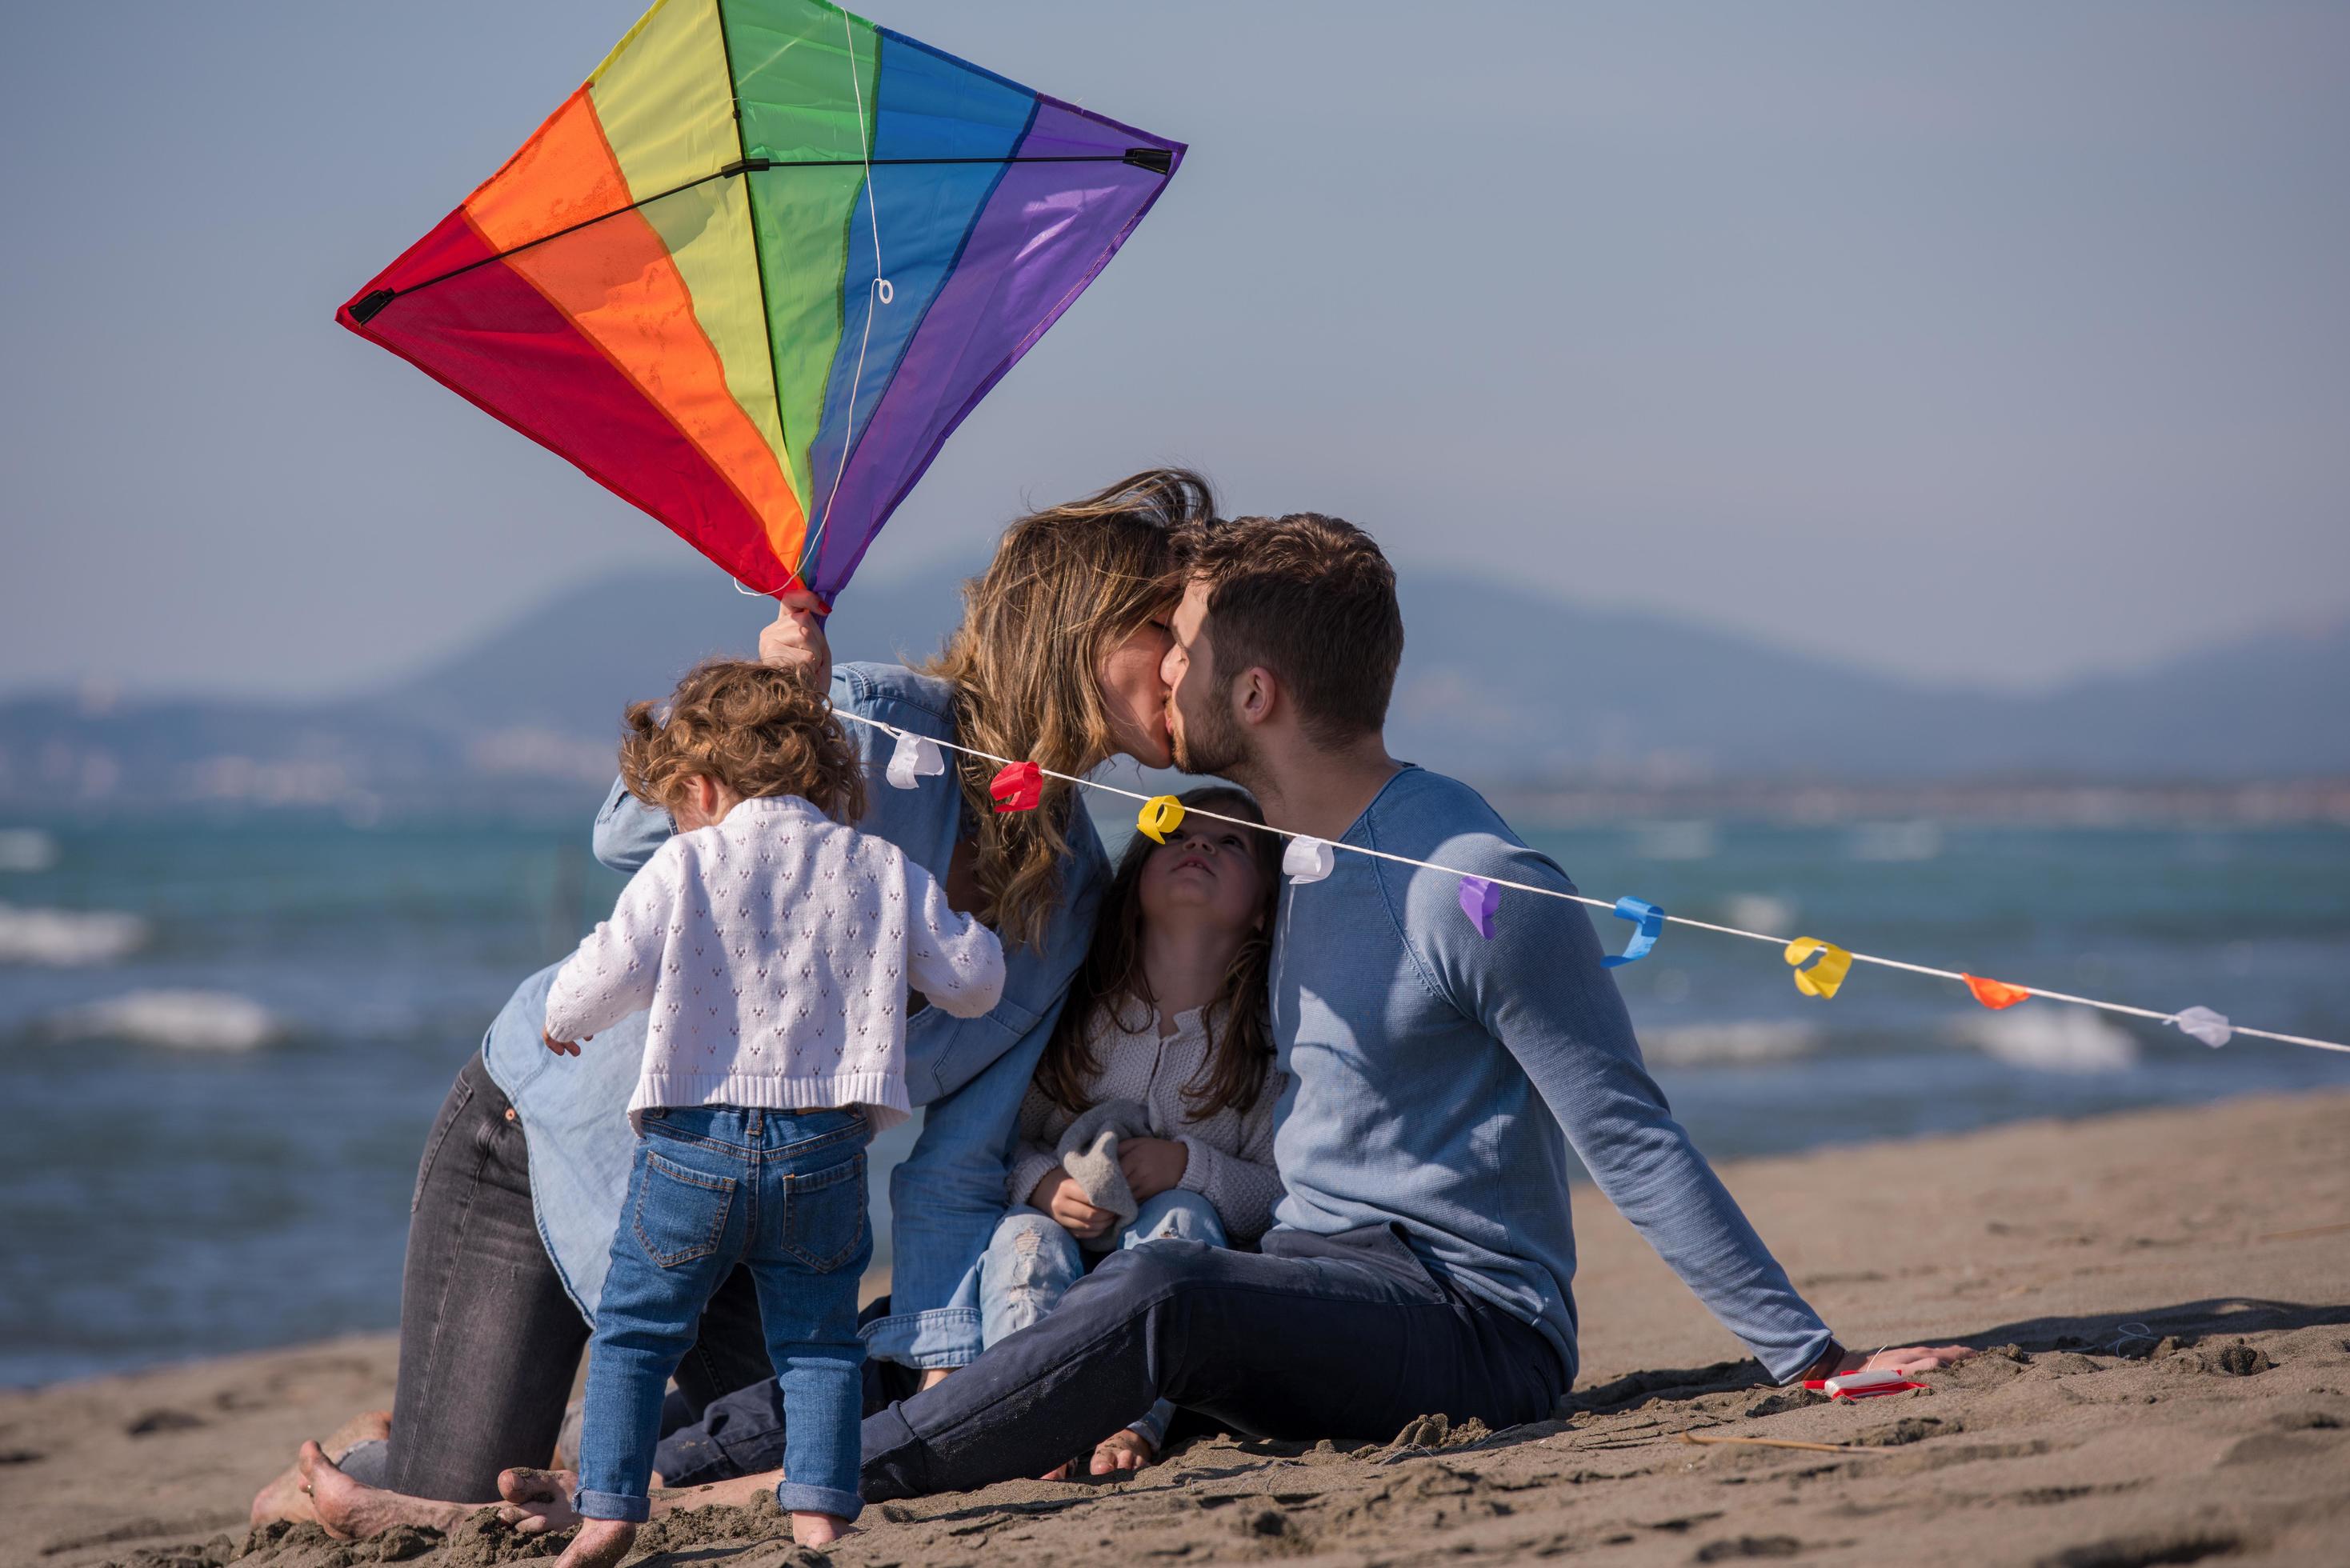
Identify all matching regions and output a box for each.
[809,98,1184,589]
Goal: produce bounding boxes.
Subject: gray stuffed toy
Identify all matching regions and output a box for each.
[1051,1098,1156,1252]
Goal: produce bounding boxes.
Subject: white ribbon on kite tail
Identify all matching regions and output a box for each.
[827,708,2350,1058]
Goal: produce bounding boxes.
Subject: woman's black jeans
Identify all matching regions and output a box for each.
[382,1050,772,1502]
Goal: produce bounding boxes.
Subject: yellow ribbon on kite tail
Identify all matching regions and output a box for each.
[1136,794,1186,844]
[1784,938,1853,999]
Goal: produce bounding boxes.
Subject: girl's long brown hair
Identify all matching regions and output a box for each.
[921,469,1216,950]
[1035,786,1283,1120]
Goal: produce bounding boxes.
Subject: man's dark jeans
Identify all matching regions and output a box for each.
[858,1223,1566,1498]
[384,1051,772,1502]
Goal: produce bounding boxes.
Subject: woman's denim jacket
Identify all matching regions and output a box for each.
[479,662,1107,1368]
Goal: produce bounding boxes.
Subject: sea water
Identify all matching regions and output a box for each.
[2,813,2344,1386]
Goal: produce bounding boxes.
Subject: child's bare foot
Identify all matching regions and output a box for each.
[791,1510,855,1547]
[1089,1428,1157,1476]
[554,1518,635,1568]
[296,1442,474,1538]
[495,1467,582,1534]
[250,1411,392,1525]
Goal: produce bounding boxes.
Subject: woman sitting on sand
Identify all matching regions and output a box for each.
[256,470,1218,1536]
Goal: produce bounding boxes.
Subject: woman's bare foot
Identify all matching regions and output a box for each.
[498,1469,783,1535]
[791,1511,855,1546]
[296,1442,476,1539]
[1088,1427,1157,1476]
[250,1410,392,1526]
[496,1467,582,1534]
[554,1518,635,1568]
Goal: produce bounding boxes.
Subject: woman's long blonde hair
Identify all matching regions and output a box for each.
[922,469,1216,950]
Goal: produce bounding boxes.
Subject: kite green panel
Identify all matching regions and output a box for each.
[719,0,879,512]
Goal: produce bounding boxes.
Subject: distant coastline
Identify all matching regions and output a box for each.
[1491,776,2350,829]
[5,565,2348,820]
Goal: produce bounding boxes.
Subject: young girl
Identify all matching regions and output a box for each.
[983,786,1287,1476]
[539,660,1004,1561]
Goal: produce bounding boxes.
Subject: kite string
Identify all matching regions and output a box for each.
[795,13,891,590]
[832,707,2350,1057]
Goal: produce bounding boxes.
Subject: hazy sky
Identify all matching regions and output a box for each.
[3,2,2344,698]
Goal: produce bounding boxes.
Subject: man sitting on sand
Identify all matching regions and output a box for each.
[290,510,1968,1534]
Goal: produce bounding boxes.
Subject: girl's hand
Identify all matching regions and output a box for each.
[1031,1166,1115,1240]
[542,1030,584,1056]
[757,591,832,692]
[1118,1137,1190,1202]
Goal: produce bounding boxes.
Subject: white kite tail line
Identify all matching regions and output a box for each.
[794,12,891,590]
[830,707,2350,1058]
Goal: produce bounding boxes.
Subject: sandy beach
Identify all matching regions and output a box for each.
[6,1090,2344,1568]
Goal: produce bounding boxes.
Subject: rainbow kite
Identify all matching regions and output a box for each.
[338,0,1183,602]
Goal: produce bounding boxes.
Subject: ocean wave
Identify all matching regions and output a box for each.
[1950,1010,2138,1074]
[1643,1020,1823,1067]
[0,902,147,966]
[1630,821,1718,862]
[48,990,284,1051]
[1716,893,1798,936]
[0,829,59,873]
[1849,820,1943,862]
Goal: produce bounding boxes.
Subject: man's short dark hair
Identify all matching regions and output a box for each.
[1183,513,1403,743]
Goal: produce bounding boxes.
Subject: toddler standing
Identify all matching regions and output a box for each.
[539,660,1004,1559]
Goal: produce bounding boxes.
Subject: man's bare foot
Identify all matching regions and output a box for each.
[1089,1427,1156,1476]
[296,1442,474,1539]
[250,1410,392,1526]
[496,1467,582,1535]
[791,1510,855,1546]
[554,1518,635,1568]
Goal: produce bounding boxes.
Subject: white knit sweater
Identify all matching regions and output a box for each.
[543,795,1005,1131]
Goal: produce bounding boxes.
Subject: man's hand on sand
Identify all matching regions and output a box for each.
[758,592,832,691]
[1854,1344,1976,1376]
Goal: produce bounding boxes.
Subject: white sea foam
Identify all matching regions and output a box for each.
[50,990,283,1051]
[1849,820,1944,862]
[0,902,147,965]
[1631,821,1718,862]
[1952,1010,2138,1074]
[0,829,59,873]
[1717,893,1798,936]
[1642,1020,1823,1067]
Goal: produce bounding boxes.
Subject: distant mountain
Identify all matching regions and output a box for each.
[1386,576,2350,780]
[2,564,2343,815]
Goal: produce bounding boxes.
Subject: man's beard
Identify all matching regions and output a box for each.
[1170,680,1253,778]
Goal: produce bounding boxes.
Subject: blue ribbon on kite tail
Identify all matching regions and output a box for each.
[1601,896,1667,969]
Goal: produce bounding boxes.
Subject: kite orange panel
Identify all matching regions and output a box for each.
[463,89,807,559]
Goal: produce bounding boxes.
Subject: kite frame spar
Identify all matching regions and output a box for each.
[343,148,1175,328]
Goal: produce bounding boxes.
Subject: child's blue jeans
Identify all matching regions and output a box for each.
[977,1187,1225,1450]
[574,1106,871,1523]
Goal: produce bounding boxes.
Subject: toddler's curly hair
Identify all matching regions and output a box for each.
[619,659,866,823]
